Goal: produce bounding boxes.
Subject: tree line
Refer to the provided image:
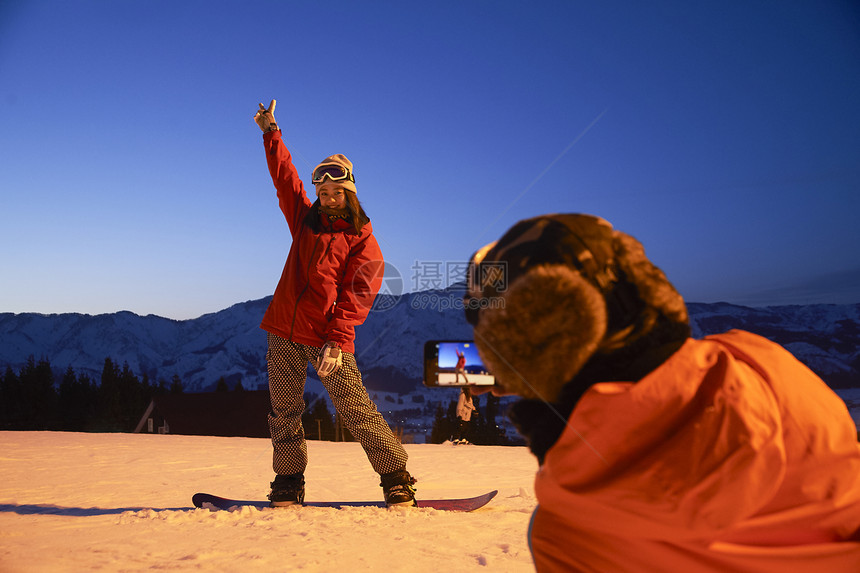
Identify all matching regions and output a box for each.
[299,391,515,445]
[1,355,518,445]
[0,356,185,433]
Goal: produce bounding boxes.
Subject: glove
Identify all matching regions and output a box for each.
[254,99,279,133]
[316,341,342,378]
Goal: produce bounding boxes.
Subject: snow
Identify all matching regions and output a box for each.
[0,431,538,572]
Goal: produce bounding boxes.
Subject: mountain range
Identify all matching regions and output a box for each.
[1,289,859,394]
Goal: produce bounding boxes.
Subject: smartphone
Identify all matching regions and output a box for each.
[423,340,496,387]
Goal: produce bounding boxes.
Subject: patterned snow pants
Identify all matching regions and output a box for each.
[266,332,408,476]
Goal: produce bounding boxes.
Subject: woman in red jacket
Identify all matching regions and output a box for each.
[454,349,469,385]
[253,100,414,507]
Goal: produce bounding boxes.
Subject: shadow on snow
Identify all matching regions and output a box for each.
[0,503,193,516]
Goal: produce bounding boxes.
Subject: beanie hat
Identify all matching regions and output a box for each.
[312,154,357,195]
[465,213,688,402]
[466,214,641,330]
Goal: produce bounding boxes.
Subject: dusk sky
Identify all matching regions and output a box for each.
[2,1,859,320]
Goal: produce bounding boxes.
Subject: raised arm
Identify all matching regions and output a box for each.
[254,99,312,234]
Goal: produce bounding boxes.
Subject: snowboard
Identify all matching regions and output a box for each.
[192,490,497,512]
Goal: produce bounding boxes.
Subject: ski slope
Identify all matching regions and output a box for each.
[0,431,537,572]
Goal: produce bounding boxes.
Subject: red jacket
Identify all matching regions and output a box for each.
[531,330,860,572]
[259,131,383,354]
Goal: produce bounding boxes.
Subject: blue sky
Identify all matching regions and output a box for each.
[1,1,859,320]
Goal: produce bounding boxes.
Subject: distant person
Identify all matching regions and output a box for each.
[453,387,477,445]
[454,349,470,385]
[253,100,415,507]
[464,213,860,571]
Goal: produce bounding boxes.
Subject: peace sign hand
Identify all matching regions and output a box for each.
[254,99,279,133]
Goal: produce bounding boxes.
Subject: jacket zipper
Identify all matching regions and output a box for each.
[289,232,322,340]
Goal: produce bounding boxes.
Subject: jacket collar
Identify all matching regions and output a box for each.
[319,211,356,234]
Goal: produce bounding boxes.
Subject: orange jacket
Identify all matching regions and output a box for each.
[259,131,383,354]
[531,330,860,572]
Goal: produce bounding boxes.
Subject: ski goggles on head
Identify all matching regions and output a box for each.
[312,163,355,185]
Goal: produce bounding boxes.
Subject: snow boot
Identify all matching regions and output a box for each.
[268,472,305,507]
[380,469,417,507]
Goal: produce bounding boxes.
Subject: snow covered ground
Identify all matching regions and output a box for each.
[0,431,538,572]
[2,389,857,573]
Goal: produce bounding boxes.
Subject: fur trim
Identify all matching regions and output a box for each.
[474,264,607,402]
[595,231,688,352]
[612,230,687,325]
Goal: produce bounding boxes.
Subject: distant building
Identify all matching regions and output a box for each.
[134,390,270,438]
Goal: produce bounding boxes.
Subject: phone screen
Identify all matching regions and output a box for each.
[423,340,496,387]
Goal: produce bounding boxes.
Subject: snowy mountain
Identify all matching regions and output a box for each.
[686,302,860,388]
[1,291,859,393]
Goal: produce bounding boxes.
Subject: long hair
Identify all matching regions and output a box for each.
[303,192,370,234]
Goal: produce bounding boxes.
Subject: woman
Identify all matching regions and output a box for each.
[253,100,415,507]
[454,386,477,444]
[454,349,469,385]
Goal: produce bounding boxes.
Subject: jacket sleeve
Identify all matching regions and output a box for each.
[456,394,467,418]
[263,130,312,235]
[324,232,384,346]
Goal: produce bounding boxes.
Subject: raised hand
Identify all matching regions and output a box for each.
[254,99,278,132]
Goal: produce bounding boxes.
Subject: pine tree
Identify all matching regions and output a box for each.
[429,403,447,443]
[469,393,508,445]
[17,356,59,430]
[429,400,461,444]
[0,365,23,429]
[484,392,507,444]
[59,366,96,431]
[302,395,336,440]
[446,398,458,440]
[95,357,122,431]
